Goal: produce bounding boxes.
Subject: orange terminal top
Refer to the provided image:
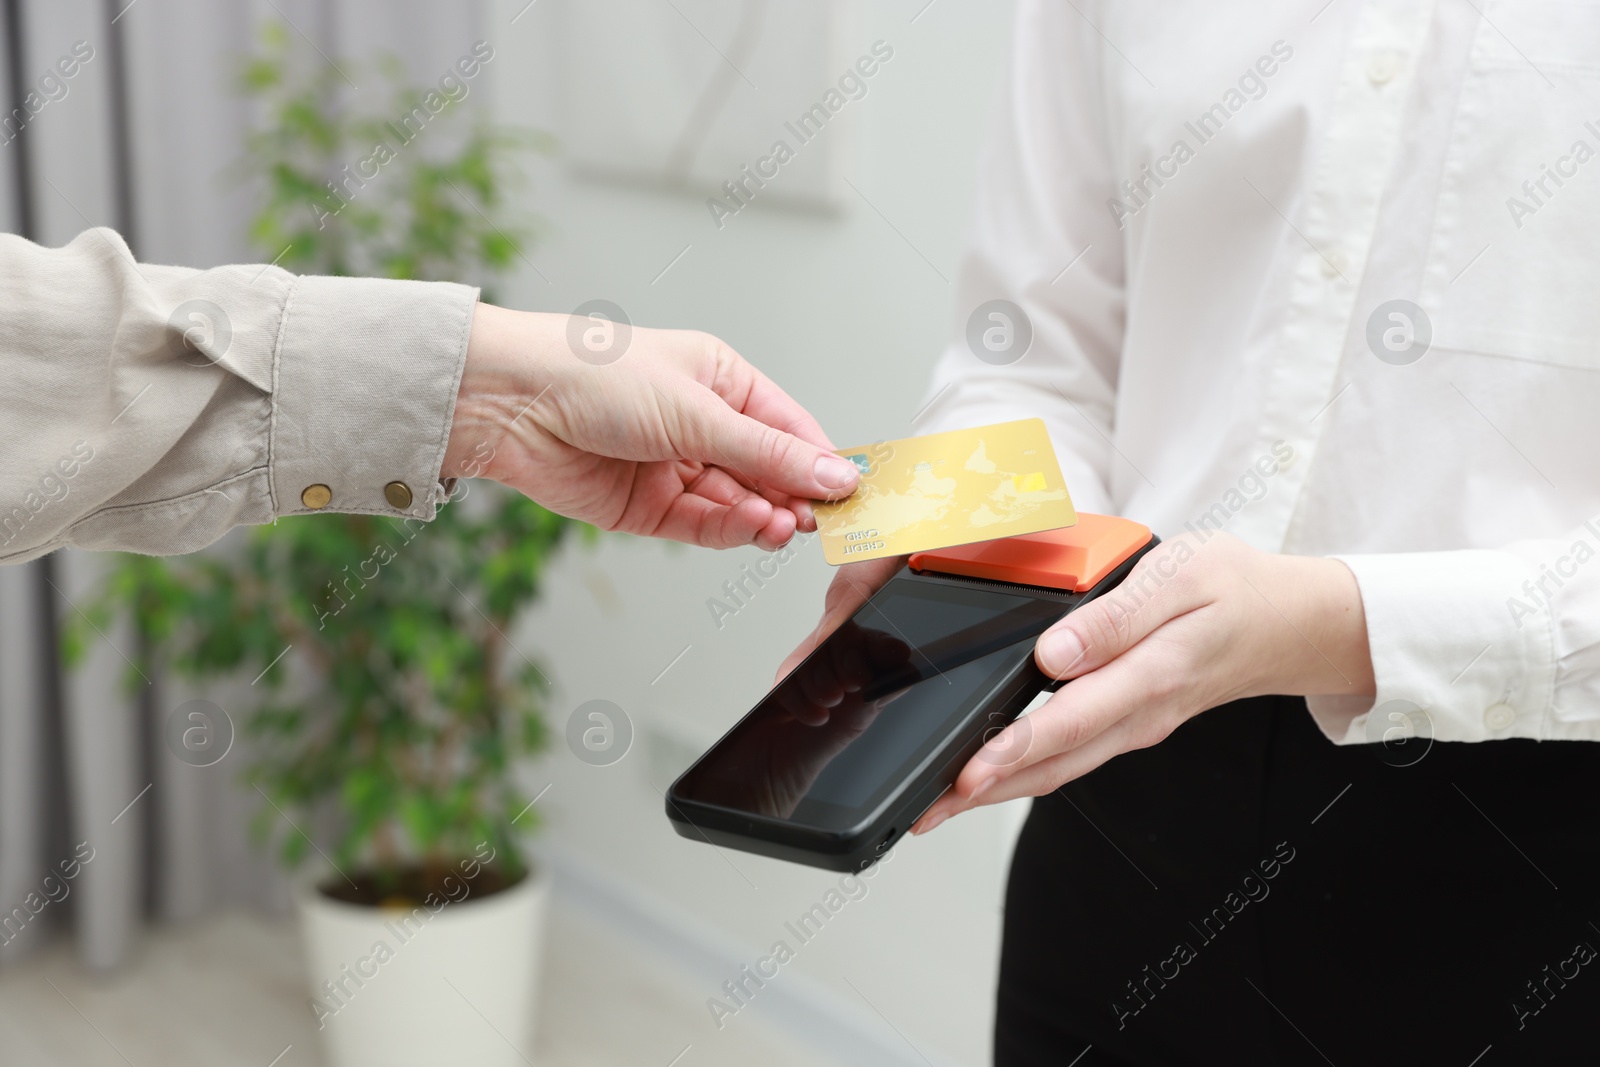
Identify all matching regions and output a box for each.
[908,513,1153,593]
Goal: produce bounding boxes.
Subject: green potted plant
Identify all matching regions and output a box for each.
[72,26,569,1067]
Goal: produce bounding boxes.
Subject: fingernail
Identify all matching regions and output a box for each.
[814,455,859,490]
[1038,627,1086,678]
[914,812,948,835]
[971,775,998,801]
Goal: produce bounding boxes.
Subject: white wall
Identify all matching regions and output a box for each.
[488,2,1020,1064]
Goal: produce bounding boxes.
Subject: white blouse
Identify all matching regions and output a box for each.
[917,0,1600,744]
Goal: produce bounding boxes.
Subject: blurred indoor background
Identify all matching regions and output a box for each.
[0,1,1021,1064]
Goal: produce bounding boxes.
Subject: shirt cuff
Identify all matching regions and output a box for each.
[1304,549,1557,745]
[268,275,478,522]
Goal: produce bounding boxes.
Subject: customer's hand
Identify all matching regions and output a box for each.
[909,531,1375,835]
[443,303,860,550]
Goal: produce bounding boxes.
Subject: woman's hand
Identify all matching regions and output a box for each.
[443,303,861,550]
[910,531,1375,835]
[706,618,912,818]
[775,555,906,681]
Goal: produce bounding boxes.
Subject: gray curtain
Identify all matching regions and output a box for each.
[0,0,487,972]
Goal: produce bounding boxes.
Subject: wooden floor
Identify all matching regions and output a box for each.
[0,893,828,1067]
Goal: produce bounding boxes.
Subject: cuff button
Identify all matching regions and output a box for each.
[301,484,332,509]
[1484,703,1516,731]
[384,481,414,509]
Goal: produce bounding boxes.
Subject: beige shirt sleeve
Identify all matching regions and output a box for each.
[0,228,478,564]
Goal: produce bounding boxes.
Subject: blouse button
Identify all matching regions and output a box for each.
[1368,51,1400,86]
[1483,703,1516,731]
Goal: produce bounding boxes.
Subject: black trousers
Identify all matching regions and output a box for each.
[996,695,1600,1067]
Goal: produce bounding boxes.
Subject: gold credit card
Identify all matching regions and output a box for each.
[815,418,1077,566]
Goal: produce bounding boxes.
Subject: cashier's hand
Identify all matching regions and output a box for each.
[442,303,860,550]
[705,618,911,819]
[776,555,906,682]
[910,532,1375,835]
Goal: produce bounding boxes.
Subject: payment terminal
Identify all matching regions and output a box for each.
[666,514,1157,871]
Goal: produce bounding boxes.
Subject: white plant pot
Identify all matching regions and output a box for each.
[297,863,550,1067]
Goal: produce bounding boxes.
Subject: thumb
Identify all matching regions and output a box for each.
[690,399,861,502]
[1035,559,1183,680]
